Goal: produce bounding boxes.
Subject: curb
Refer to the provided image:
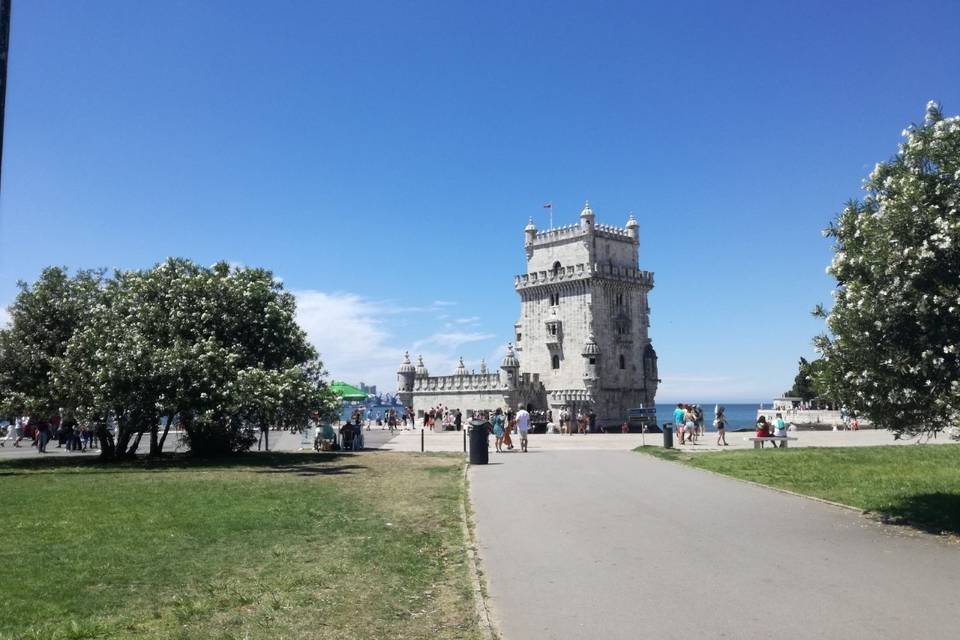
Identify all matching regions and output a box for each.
[461,463,498,640]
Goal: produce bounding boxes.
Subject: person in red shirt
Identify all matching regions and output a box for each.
[755,416,773,447]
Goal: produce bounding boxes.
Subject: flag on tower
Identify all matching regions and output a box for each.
[543,202,552,209]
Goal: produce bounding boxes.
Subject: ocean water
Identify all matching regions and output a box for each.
[655,403,760,431]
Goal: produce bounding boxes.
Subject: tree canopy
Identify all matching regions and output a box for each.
[0,259,338,457]
[815,102,960,436]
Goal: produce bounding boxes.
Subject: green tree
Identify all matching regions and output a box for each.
[0,267,105,420]
[816,102,960,436]
[3,259,337,458]
[784,357,833,403]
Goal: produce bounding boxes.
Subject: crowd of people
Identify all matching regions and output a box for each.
[491,405,531,453]
[671,404,711,445]
[421,405,463,431]
[0,415,98,453]
[557,407,597,434]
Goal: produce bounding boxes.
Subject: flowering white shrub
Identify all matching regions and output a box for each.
[0,259,339,457]
[816,102,960,437]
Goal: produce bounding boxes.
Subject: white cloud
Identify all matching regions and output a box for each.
[0,307,9,328]
[294,291,402,389]
[413,331,496,350]
[293,290,495,393]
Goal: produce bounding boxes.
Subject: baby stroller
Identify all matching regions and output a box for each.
[314,424,338,451]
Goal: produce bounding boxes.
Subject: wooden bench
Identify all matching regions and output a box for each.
[746,436,798,449]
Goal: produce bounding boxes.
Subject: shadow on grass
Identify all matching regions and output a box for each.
[0,451,366,477]
[876,492,960,536]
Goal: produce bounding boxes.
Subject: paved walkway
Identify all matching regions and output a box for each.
[0,428,396,460]
[470,450,960,639]
[381,427,955,452]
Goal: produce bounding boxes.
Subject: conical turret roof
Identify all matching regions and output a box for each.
[580,200,594,219]
[582,334,601,356]
[415,355,429,377]
[500,343,520,369]
[397,351,415,374]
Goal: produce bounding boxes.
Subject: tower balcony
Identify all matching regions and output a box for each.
[545,320,562,347]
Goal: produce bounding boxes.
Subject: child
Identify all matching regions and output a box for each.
[685,416,697,444]
[714,406,728,446]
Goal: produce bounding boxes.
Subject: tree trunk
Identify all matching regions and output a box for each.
[156,411,175,453]
[114,421,132,459]
[127,430,144,457]
[149,425,159,457]
[97,424,115,459]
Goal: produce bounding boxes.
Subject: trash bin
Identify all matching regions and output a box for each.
[469,420,491,465]
[663,423,673,449]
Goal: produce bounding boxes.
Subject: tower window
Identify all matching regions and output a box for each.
[552,261,562,275]
[551,355,560,370]
[616,293,624,306]
[549,293,560,306]
[589,357,596,365]
[619,355,625,370]
[516,332,522,342]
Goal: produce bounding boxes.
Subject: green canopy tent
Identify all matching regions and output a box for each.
[329,381,369,402]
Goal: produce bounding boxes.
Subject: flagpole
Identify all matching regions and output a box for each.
[550,201,553,229]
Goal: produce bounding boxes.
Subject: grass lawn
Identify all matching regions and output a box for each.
[0,452,482,640]
[636,444,960,536]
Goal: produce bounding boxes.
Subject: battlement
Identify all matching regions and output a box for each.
[528,222,635,246]
[413,373,505,392]
[594,224,633,241]
[530,224,585,245]
[514,262,654,290]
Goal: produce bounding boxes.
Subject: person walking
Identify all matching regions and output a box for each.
[36,420,51,453]
[673,403,686,445]
[492,408,506,453]
[714,405,729,446]
[684,406,698,445]
[516,404,531,453]
[504,409,515,450]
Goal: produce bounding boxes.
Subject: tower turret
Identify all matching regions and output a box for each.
[580,200,595,231]
[499,343,520,391]
[581,333,600,382]
[396,351,416,407]
[626,213,639,243]
[525,217,537,259]
[414,355,429,379]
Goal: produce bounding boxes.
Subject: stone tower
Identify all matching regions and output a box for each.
[514,202,658,427]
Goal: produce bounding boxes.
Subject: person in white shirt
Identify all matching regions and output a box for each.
[515,405,531,453]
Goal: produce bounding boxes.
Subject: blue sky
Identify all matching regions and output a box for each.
[2,0,959,402]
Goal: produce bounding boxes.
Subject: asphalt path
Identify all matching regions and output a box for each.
[0,426,398,460]
[470,450,960,639]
